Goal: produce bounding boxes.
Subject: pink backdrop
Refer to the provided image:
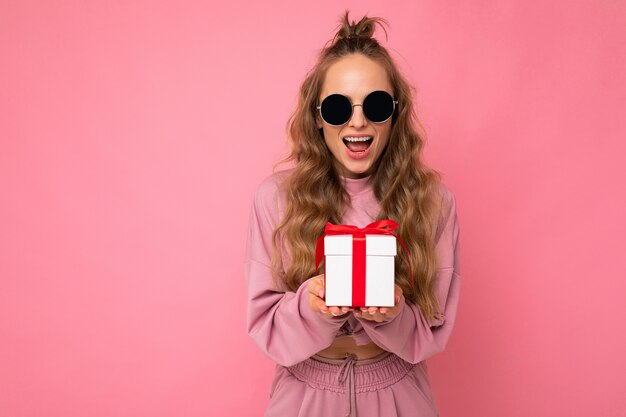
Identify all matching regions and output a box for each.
[2,1,625,416]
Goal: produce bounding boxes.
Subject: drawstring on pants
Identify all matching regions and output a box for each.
[337,354,357,417]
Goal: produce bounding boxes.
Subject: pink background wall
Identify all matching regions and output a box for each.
[2,1,625,416]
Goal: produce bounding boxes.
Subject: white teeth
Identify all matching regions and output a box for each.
[344,136,373,142]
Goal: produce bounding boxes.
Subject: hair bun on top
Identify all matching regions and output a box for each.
[333,10,389,43]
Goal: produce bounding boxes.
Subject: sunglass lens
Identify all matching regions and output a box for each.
[363,91,395,123]
[320,94,352,125]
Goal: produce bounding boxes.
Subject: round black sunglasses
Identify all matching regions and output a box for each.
[316,90,398,126]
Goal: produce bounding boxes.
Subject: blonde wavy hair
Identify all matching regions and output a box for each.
[271,10,445,323]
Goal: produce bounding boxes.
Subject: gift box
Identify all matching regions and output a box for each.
[315,220,412,308]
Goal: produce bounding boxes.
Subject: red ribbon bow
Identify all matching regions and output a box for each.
[315,220,413,307]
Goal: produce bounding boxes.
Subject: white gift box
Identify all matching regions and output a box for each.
[324,234,396,307]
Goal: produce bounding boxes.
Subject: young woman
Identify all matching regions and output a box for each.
[245,11,461,417]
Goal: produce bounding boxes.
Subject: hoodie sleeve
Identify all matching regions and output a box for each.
[244,176,349,367]
[354,186,461,364]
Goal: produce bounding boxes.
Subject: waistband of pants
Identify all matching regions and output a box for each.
[286,350,415,393]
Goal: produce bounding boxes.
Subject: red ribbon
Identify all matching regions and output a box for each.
[315,220,413,307]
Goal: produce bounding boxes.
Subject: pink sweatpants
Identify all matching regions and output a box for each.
[265,351,439,417]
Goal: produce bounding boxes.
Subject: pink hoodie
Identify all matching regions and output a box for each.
[245,169,461,367]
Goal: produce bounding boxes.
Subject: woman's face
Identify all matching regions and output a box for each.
[316,54,393,179]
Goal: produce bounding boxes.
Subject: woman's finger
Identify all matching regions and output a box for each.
[354,308,386,322]
[329,306,343,316]
[394,285,402,305]
[308,276,325,299]
[315,298,329,313]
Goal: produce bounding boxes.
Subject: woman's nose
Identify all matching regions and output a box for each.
[348,104,367,128]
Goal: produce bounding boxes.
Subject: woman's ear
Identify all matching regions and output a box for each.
[315,113,323,130]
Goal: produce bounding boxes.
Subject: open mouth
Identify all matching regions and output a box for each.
[342,136,373,153]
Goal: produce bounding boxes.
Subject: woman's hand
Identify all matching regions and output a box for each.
[308,274,353,319]
[354,284,403,323]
